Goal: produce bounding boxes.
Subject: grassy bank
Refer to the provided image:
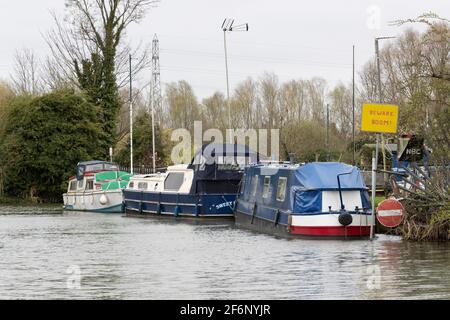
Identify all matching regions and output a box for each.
[372,195,449,241]
[375,196,385,207]
[0,195,62,206]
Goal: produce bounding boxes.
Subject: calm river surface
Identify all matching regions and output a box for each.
[0,205,449,300]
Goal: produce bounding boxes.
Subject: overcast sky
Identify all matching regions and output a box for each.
[0,0,448,99]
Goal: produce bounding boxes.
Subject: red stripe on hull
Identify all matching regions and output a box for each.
[290,226,371,237]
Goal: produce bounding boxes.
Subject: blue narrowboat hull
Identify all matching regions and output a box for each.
[123,190,236,218]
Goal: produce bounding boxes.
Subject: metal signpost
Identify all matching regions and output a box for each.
[361,103,399,239]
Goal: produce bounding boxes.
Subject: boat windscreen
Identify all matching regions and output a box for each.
[85,163,118,172]
[165,173,185,191]
[191,144,259,169]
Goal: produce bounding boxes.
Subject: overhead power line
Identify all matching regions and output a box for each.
[159,48,352,68]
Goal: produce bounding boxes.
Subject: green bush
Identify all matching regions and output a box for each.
[0,89,107,201]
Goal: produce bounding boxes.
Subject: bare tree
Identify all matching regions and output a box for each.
[391,12,450,82]
[202,92,226,130]
[11,48,43,95]
[165,80,200,131]
[43,0,159,148]
[232,77,258,129]
[279,79,306,125]
[44,0,157,90]
[328,82,352,139]
[259,72,279,129]
[306,77,327,123]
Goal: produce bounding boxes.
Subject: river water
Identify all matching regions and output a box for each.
[0,205,449,300]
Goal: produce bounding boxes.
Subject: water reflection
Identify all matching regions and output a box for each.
[0,206,448,299]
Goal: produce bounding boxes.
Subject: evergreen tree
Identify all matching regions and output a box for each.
[0,89,106,201]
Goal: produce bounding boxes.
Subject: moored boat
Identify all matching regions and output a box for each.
[234,162,373,239]
[63,161,132,213]
[123,144,259,219]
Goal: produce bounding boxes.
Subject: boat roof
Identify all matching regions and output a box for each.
[75,161,121,181]
[249,162,367,190]
[77,160,117,166]
[190,143,259,166]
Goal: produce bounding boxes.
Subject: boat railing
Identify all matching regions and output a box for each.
[258,160,303,166]
[119,165,167,175]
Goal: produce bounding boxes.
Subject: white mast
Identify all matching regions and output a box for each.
[129,54,134,175]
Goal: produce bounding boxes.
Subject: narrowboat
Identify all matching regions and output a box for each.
[123,144,259,219]
[63,161,132,213]
[234,162,373,238]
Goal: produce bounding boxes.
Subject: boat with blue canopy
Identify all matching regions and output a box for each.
[234,162,373,238]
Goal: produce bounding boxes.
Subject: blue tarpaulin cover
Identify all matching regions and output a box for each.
[294,190,323,213]
[290,163,368,214]
[293,162,366,191]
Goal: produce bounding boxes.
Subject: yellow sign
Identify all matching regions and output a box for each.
[361,103,399,133]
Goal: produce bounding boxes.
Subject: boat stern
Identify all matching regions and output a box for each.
[289,211,372,238]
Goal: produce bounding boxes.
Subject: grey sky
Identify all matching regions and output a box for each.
[0,0,448,99]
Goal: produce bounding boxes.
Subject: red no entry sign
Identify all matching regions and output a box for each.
[376,198,405,228]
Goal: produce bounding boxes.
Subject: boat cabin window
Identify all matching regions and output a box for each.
[85,179,94,191]
[276,177,287,202]
[263,176,271,198]
[87,164,104,172]
[85,163,119,172]
[129,182,134,189]
[192,150,251,171]
[165,173,185,191]
[251,175,259,197]
[217,156,241,171]
[138,182,148,190]
[77,180,84,190]
[77,166,85,179]
[69,180,77,191]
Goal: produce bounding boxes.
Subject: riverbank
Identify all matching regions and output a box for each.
[0,195,62,207]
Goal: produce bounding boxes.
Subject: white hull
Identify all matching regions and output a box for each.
[291,213,373,227]
[63,190,124,213]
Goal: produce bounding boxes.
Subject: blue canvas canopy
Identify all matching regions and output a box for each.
[290,163,369,214]
[294,162,366,191]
